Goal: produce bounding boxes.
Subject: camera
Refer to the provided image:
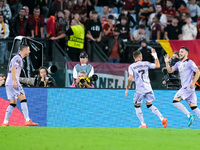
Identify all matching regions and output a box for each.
[79,74,98,84]
[19,77,37,86]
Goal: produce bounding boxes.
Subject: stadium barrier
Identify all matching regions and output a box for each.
[0,87,199,128]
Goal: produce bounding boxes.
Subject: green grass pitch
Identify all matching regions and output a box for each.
[0,127,200,150]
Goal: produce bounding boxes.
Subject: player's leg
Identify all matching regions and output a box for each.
[190,103,200,118]
[173,97,190,117]
[134,93,147,128]
[188,93,200,118]
[145,92,168,128]
[2,99,17,126]
[18,93,38,126]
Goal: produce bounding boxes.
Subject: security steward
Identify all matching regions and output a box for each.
[51,19,85,61]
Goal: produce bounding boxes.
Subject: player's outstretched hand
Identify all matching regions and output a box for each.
[151,48,158,59]
[164,54,170,63]
[125,89,128,97]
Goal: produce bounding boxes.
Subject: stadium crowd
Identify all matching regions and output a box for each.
[0,0,200,64]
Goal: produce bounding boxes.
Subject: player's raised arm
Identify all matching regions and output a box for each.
[11,66,17,89]
[125,75,133,97]
[151,48,160,68]
[164,54,175,73]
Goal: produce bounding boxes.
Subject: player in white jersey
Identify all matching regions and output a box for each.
[164,46,200,127]
[125,50,168,128]
[2,45,38,126]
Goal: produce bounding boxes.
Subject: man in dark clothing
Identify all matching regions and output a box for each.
[137,39,154,63]
[86,10,102,61]
[11,8,30,37]
[105,28,124,63]
[164,16,182,40]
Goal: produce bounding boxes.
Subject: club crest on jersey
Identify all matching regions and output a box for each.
[15,59,20,66]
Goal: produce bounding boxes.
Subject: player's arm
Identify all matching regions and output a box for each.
[125,75,133,97]
[164,54,175,73]
[151,48,160,68]
[11,66,17,89]
[191,69,200,89]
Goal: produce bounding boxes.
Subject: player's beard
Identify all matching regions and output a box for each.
[180,55,186,60]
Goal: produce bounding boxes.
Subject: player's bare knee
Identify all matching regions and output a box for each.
[173,97,181,103]
[190,103,197,110]
[134,104,141,107]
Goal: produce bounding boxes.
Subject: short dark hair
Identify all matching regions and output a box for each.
[91,10,98,14]
[133,51,142,59]
[108,15,114,20]
[173,51,179,57]
[138,24,146,29]
[20,44,29,51]
[121,16,128,20]
[181,46,189,53]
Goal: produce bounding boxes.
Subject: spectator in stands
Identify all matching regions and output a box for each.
[137,39,154,63]
[46,11,56,38]
[0,0,12,24]
[164,16,182,40]
[84,0,98,17]
[65,0,74,13]
[73,71,94,88]
[99,5,110,26]
[137,0,154,25]
[150,14,162,41]
[86,10,102,61]
[51,19,85,61]
[182,15,197,40]
[162,0,177,24]
[116,16,133,41]
[187,0,200,22]
[72,52,94,81]
[148,3,167,29]
[22,0,47,16]
[178,12,188,27]
[28,7,45,38]
[196,17,200,39]
[103,15,116,38]
[108,4,118,24]
[63,9,70,31]
[123,0,137,14]
[0,73,5,86]
[11,8,30,37]
[105,28,124,63]
[133,24,149,41]
[7,0,23,15]
[118,7,136,28]
[0,14,9,65]
[72,11,84,27]
[177,1,189,13]
[49,0,68,16]
[73,0,87,22]
[35,66,56,87]
[23,6,29,19]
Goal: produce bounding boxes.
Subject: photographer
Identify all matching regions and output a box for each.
[73,71,94,88]
[0,74,5,87]
[35,67,56,87]
[162,51,180,89]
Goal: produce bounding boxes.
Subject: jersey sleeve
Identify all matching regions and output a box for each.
[128,65,133,75]
[148,62,156,69]
[189,60,198,71]
[172,62,178,71]
[12,57,21,68]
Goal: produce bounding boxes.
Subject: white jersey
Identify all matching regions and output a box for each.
[128,61,155,93]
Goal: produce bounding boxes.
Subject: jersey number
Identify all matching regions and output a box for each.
[138,70,145,81]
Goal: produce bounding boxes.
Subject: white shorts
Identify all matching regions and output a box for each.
[133,91,155,104]
[174,86,197,104]
[6,84,25,100]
